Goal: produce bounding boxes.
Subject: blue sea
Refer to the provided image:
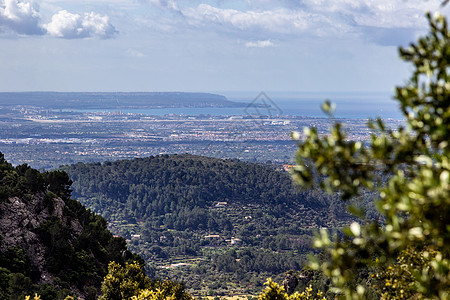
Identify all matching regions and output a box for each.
[80,92,404,119]
[225,92,403,119]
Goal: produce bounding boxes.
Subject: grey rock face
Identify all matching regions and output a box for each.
[0,193,82,284]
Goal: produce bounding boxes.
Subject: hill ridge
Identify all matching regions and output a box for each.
[0,92,245,109]
[62,154,358,295]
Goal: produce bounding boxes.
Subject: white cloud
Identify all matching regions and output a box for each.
[178,0,446,45]
[301,0,435,28]
[44,10,117,39]
[314,0,444,45]
[1,0,445,43]
[0,0,43,35]
[127,48,146,58]
[245,39,273,48]
[147,0,180,11]
[183,4,334,36]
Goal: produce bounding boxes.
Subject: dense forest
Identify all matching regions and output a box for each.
[62,154,377,295]
[0,152,142,299]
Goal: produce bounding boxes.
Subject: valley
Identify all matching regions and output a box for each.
[62,154,378,296]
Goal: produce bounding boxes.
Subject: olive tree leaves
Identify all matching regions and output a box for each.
[291,13,450,300]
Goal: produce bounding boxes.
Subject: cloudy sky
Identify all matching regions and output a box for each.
[0,0,448,93]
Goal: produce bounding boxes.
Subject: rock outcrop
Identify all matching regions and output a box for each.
[0,152,139,299]
[0,192,82,284]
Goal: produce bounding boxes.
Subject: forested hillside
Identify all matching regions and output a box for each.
[0,152,140,299]
[63,154,374,295]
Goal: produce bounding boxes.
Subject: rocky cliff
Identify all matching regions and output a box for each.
[0,152,139,299]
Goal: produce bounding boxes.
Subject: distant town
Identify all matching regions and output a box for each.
[0,104,404,170]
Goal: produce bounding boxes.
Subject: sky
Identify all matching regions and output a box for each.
[0,0,449,93]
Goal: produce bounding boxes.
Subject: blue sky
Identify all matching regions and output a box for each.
[0,0,448,93]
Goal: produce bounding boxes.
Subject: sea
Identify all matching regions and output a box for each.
[78,92,404,120]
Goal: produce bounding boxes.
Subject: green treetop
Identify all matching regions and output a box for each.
[99,261,193,300]
[291,12,450,300]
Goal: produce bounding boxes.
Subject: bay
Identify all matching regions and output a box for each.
[77,92,404,119]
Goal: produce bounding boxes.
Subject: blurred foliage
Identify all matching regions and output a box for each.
[373,247,437,300]
[257,279,326,300]
[99,261,193,300]
[291,12,450,299]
